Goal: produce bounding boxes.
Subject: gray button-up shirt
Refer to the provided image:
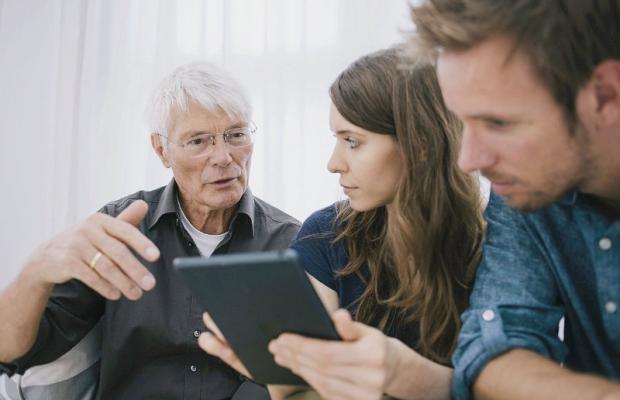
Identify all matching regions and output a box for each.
[452,191,620,399]
[2,179,300,399]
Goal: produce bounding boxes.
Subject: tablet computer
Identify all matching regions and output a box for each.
[173,249,340,385]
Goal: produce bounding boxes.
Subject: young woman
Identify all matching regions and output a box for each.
[199,47,484,400]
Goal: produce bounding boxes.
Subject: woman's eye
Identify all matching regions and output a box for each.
[345,137,360,149]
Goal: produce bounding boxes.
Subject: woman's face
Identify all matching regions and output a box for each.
[327,102,404,212]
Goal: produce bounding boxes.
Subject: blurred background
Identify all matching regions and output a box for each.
[0,0,414,288]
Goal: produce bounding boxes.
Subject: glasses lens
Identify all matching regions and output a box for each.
[180,125,255,158]
[226,129,253,147]
[184,135,211,156]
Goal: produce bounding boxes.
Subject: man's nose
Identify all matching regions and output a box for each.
[208,138,233,166]
[457,127,497,174]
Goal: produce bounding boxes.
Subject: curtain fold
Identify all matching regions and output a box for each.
[0,0,411,288]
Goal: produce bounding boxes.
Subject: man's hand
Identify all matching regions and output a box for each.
[21,200,160,301]
[267,309,401,400]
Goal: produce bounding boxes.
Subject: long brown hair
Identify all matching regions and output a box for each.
[330,47,484,365]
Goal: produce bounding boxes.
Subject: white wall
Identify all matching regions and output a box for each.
[0,0,413,288]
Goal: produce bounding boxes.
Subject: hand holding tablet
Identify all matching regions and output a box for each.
[173,249,341,385]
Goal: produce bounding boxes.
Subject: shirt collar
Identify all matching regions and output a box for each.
[557,190,580,206]
[148,178,255,237]
[557,190,603,212]
[235,187,256,237]
[148,179,177,229]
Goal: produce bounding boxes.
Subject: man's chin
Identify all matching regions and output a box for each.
[203,187,245,210]
[500,191,561,213]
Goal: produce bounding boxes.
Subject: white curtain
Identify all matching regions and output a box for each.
[0,0,412,287]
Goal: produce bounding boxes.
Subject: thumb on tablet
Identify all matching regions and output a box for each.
[203,312,226,342]
[332,309,363,342]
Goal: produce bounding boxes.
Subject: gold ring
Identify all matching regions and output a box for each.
[89,251,103,269]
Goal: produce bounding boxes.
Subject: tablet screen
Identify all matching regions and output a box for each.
[173,249,340,385]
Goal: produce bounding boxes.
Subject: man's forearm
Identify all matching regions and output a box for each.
[0,260,53,363]
[474,349,620,400]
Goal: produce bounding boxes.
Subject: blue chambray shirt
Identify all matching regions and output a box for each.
[452,191,620,399]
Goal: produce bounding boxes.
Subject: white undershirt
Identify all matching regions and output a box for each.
[177,197,227,257]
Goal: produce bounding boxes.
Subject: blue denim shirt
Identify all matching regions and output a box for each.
[452,192,620,399]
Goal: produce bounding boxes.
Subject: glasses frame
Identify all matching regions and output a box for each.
[158,122,257,158]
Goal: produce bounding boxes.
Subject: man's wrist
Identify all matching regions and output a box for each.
[18,257,54,294]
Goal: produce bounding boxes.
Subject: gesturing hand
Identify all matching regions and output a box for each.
[23,200,160,300]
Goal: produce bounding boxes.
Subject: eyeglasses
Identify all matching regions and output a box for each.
[159,123,256,158]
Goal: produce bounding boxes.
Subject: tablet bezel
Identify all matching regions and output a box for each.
[173,249,340,385]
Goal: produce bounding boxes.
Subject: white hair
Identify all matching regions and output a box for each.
[146,62,251,139]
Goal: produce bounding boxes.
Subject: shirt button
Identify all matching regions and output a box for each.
[605,301,617,314]
[599,237,612,250]
[193,330,201,338]
[482,309,495,321]
[190,365,198,372]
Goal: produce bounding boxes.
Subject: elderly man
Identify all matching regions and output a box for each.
[411,1,620,399]
[0,62,300,399]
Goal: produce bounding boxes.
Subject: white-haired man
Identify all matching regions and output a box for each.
[0,62,300,399]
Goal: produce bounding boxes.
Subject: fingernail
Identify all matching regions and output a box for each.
[131,287,143,299]
[146,246,160,260]
[141,275,156,290]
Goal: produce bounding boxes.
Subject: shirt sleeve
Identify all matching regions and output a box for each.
[291,205,339,291]
[451,193,567,399]
[0,207,116,375]
[0,280,104,376]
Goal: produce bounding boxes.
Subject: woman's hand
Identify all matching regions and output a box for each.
[198,312,252,378]
[268,309,402,400]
